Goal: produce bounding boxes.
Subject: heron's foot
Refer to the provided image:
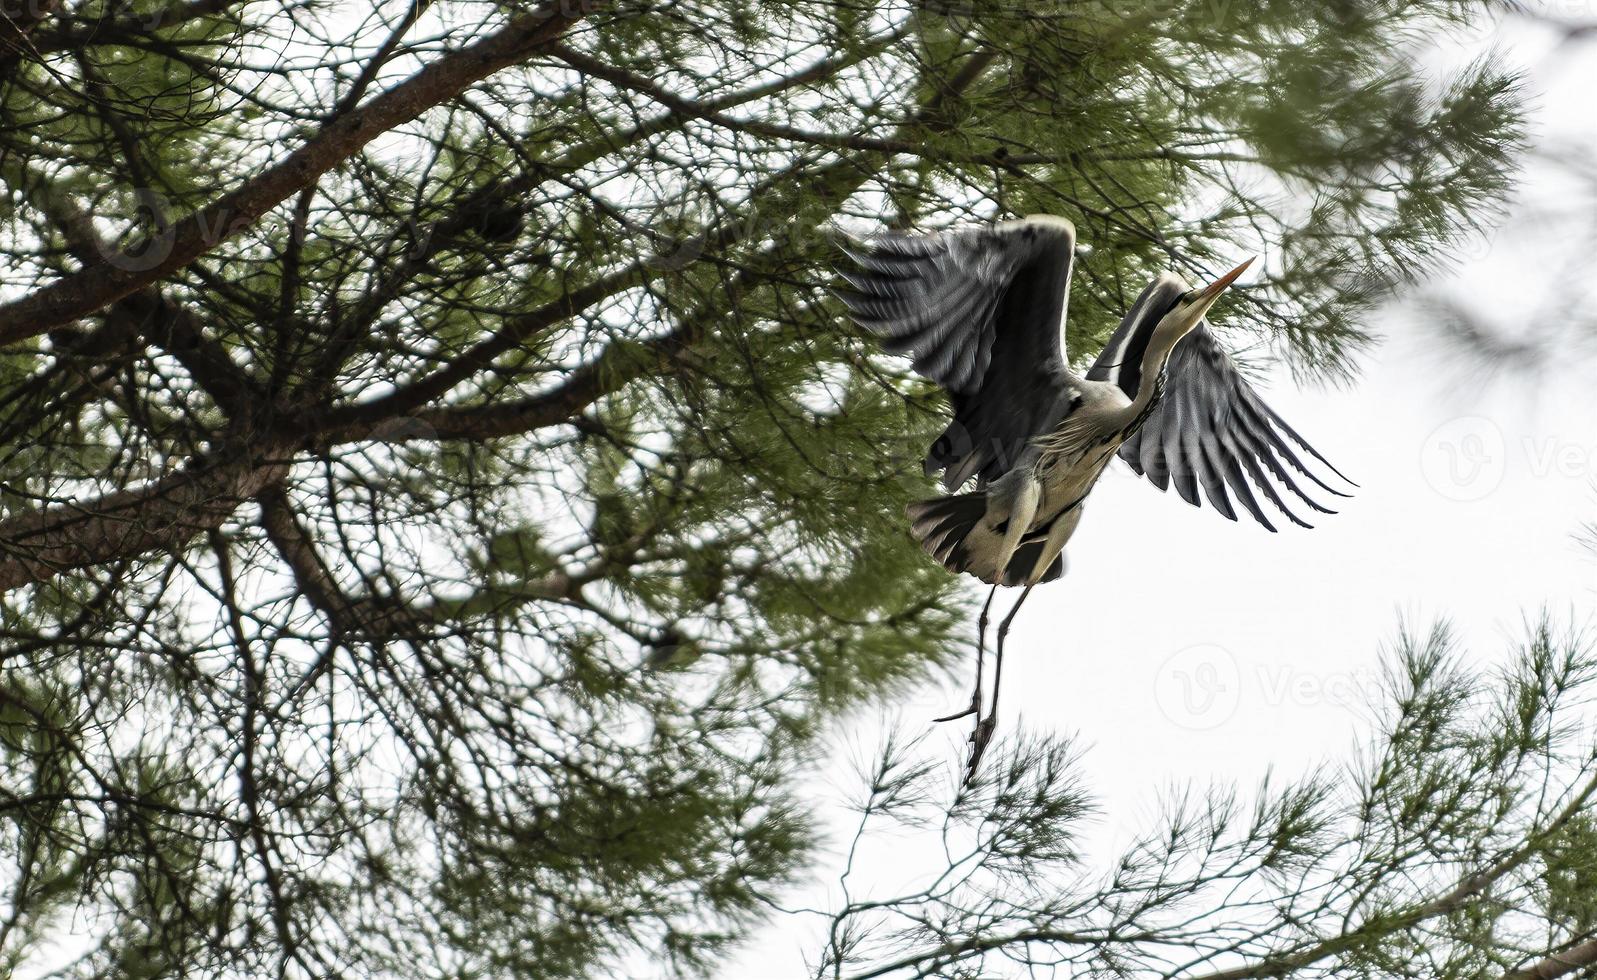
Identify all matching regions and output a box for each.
[933,694,978,723]
[962,715,997,786]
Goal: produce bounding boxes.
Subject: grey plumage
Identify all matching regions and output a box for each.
[838,214,1352,587]
[839,216,1083,492]
[1110,323,1354,531]
[907,493,1069,587]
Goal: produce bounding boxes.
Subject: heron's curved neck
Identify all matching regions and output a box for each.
[1127,329,1181,409]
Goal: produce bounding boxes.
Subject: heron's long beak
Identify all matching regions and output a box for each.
[1197,256,1254,302]
[1195,256,1254,305]
[1179,256,1255,330]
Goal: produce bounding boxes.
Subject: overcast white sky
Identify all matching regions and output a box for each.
[722,9,1597,978]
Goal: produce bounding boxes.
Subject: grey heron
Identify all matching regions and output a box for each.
[837,215,1352,778]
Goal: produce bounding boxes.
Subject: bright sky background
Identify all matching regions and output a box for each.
[723,9,1597,977]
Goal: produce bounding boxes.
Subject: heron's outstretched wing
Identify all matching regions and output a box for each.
[837,215,1081,489]
[1120,325,1354,531]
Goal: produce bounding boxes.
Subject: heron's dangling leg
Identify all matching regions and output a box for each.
[934,585,996,723]
[989,584,1034,718]
[964,584,1034,785]
[1027,507,1079,586]
[993,476,1040,580]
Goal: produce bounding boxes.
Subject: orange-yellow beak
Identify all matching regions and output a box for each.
[1195,256,1256,304]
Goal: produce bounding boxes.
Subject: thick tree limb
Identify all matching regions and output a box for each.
[10,165,264,417]
[0,0,600,345]
[0,447,291,592]
[256,483,417,638]
[1505,937,1597,980]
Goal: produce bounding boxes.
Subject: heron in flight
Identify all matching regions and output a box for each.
[838,215,1352,777]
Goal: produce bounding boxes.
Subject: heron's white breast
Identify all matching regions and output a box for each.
[1031,378,1133,521]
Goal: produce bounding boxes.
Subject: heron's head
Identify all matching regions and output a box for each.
[1091,257,1254,400]
[1154,257,1254,345]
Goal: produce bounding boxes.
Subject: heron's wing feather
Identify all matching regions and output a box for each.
[838,216,1076,395]
[1118,325,1353,530]
[932,364,1081,491]
[838,216,1081,488]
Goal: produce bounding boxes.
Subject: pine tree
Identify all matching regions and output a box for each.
[0,0,1555,976]
[814,619,1597,979]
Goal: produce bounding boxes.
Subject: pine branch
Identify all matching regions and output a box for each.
[311,46,996,444]
[1187,771,1597,980]
[0,0,600,344]
[1506,936,1597,980]
[0,445,291,592]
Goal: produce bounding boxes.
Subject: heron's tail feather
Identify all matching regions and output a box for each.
[908,494,1067,587]
[907,493,987,578]
[1001,536,1065,586]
